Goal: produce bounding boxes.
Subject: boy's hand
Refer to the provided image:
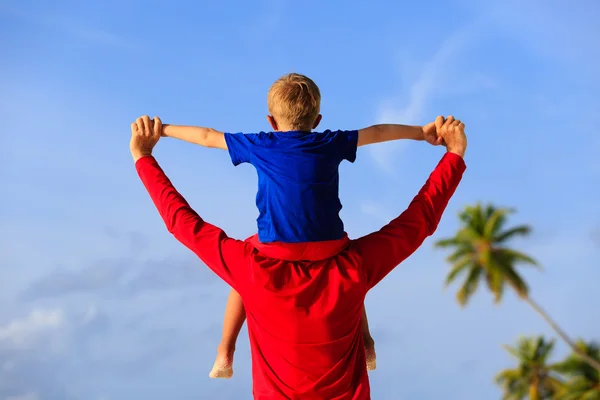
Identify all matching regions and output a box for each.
[130,115,162,162]
[435,115,467,157]
[423,121,444,146]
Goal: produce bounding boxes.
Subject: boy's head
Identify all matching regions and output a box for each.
[267,73,322,132]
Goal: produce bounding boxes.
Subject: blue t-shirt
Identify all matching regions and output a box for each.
[224,130,358,243]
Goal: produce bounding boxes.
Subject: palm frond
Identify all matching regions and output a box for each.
[456,266,482,306]
[495,225,532,243]
[444,258,473,286]
[581,390,600,400]
[435,203,538,310]
[498,336,561,400]
[503,343,522,360]
[553,341,600,399]
[483,207,511,240]
[495,261,529,297]
[434,237,461,248]
[447,246,474,263]
[459,204,487,235]
[485,268,505,303]
[496,248,540,268]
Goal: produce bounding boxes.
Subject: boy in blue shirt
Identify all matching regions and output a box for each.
[159,73,443,378]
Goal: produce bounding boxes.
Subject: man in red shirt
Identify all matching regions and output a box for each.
[130,115,467,399]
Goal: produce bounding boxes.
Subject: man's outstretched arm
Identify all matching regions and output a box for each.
[131,116,252,292]
[352,116,467,289]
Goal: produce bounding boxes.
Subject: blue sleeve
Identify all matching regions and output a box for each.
[224,133,258,166]
[334,130,359,163]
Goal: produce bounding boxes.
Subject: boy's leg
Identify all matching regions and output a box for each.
[362,305,377,371]
[209,288,247,379]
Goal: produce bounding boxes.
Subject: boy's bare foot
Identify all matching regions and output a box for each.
[365,342,376,371]
[209,346,234,379]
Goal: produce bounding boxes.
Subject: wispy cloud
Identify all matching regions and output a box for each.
[368,25,478,173]
[20,253,219,302]
[5,393,39,400]
[19,262,127,301]
[360,201,393,224]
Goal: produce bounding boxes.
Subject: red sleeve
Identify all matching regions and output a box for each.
[135,156,253,293]
[351,152,466,289]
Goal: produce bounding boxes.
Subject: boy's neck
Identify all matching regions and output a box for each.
[276,126,312,133]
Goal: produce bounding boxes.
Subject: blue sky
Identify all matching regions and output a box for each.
[1,0,599,398]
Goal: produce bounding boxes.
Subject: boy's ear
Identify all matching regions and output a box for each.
[312,114,322,129]
[267,115,278,131]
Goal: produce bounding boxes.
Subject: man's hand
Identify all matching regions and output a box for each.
[130,115,162,162]
[145,117,166,136]
[435,115,467,158]
[422,121,444,146]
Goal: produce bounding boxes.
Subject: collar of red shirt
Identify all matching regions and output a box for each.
[245,234,350,261]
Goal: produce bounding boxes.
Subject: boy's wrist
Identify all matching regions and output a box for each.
[161,123,173,137]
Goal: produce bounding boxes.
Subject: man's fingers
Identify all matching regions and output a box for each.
[136,117,144,133]
[141,115,152,135]
[435,115,445,131]
[131,122,138,132]
[452,119,461,126]
[153,116,162,137]
[444,115,455,125]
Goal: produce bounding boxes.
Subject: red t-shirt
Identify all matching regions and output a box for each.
[136,152,466,399]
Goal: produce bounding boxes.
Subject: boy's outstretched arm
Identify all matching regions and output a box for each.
[357,121,441,147]
[131,116,251,293]
[162,124,228,150]
[352,116,467,289]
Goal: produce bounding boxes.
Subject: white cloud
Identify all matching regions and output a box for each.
[0,309,63,349]
[6,392,39,400]
[0,307,111,399]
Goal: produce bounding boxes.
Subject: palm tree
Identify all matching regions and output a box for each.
[435,203,600,372]
[495,336,562,399]
[554,340,600,400]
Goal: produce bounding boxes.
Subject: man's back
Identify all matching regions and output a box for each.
[224,130,358,243]
[242,235,370,399]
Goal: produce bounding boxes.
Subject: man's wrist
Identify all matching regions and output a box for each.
[447,148,465,158]
[131,150,152,163]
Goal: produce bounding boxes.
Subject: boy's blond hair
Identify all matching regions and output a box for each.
[267,73,321,131]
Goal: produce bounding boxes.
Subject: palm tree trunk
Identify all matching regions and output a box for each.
[524,296,600,372]
[528,380,539,400]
